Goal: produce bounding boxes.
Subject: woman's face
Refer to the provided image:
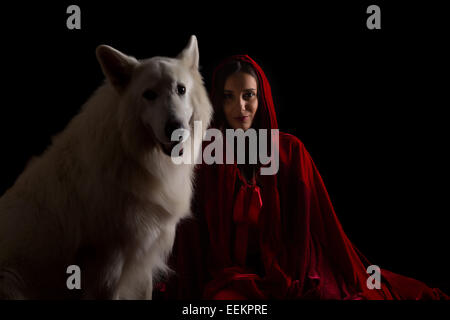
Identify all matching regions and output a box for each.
[223,72,258,131]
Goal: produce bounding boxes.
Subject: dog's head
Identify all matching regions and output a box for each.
[96,36,208,157]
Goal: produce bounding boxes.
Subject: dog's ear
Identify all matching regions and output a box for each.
[177,35,199,70]
[96,45,138,91]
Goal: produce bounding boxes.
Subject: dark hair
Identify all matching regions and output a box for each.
[212,60,261,130]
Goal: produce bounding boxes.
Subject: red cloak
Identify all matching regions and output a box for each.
[154,55,448,300]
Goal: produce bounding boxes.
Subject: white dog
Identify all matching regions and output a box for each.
[0,36,212,299]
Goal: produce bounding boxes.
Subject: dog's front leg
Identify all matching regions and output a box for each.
[76,245,125,299]
[144,274,153,299]
[115,257,154,300]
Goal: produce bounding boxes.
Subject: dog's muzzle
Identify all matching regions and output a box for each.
[160,141,183,157]
[161,119,190,157]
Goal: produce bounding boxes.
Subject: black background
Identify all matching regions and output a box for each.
[0,1,448,295]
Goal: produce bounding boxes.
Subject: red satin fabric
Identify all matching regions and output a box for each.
[156,55,448,300]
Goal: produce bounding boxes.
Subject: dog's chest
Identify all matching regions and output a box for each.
[156,165,193,217]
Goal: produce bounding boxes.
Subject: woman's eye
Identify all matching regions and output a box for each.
[243,92,255,99]
[223,93,232,100]
[177,84,186,95]
[143,89,157,101]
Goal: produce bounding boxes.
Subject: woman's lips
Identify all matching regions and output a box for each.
[234,116,249,122]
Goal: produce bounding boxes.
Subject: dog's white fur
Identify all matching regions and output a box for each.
[0,36,212,299]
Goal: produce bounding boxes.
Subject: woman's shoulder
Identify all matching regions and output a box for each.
[278,131,306,153]
[277,131,315,175]
[279,131,301,143]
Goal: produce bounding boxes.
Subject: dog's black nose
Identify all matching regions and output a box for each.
[165,119,184,140]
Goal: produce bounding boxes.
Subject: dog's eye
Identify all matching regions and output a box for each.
[177,85,186,95]
[143,90,157,101]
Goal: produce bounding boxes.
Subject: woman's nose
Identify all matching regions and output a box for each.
[238,97,246,110]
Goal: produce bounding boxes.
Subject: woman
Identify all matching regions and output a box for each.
[154,55,448,300]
